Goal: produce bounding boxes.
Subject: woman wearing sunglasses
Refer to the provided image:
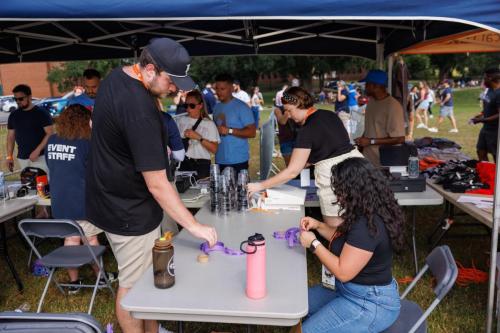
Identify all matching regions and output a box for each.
[176,90,220,179]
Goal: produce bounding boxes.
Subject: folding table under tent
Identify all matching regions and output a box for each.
[1,0,499,331]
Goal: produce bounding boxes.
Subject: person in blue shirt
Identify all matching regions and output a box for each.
[213,73,256,174]
[428,79,458,133]
[45,103,116,294]
[202,83,217,115]
[162,111,185,164]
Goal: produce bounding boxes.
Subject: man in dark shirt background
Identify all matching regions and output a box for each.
[6,84,53,173]
[86,38,217,333]
[472,67,500,161]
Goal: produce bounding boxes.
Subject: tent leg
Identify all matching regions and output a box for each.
[376,27,384,69]
[486,121,500,333]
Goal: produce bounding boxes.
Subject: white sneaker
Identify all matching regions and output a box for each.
[429,114,434,119]
[416,123,427,129]
[428,127,438,133]
[158,325,175,333]
[449,128,459,133]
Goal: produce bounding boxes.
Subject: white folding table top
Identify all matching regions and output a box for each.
[121,204,308,326]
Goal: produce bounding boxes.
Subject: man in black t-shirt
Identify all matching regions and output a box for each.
[6,84,53,173]
[86,38,217,333]
[472,67,500,161]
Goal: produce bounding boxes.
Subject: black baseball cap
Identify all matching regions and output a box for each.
[145,38,195,91]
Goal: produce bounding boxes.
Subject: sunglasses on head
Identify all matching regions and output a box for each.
[182,103,201,109]
[15,96,27,102]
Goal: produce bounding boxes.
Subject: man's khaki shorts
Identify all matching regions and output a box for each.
[314,148,364,217]
[105,226,161,289]
[76,220,103,238]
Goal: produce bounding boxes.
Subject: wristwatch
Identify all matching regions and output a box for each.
[309,239,321,253]
[370,138,376,145]
[228,128,234,135]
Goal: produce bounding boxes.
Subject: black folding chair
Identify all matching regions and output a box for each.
[383,245,458,333]
[18,219,115,314]
[0,311,104,332]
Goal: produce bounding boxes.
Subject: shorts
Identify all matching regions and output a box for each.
[105,226,161,288]
[477,128,498,155]
[417,100,430,110]
[18,156,49,174]
[440,106,454,117]
[314,148,364,217]
[77,220,103,238]
[280,141,295,156]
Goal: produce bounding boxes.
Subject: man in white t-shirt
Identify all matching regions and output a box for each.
[275,84,288,108]
[232,80,251,107]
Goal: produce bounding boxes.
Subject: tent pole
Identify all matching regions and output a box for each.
[486,119,500,333]
[387,53,394,95]
[376,27,384,69]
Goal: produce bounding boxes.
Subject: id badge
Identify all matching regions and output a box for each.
[322,265,336,290]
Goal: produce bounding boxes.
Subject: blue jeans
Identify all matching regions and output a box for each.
[302,279,400,333]
[251,106,260,128]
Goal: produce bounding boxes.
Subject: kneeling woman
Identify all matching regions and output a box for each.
[177,90,220,179]
[299,158,403,333]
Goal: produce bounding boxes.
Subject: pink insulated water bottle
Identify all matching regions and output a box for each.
[240,233,266,299]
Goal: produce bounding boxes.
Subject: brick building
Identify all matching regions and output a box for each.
[0,62,63,98]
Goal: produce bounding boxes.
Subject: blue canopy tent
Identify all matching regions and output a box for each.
[1,1,499,331]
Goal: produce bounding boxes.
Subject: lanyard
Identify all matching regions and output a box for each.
[303,107,317,122]
[200,241,244,256]
[132,64,147,89]
[273,227,301,248]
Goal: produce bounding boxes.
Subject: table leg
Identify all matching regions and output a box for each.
[1,223,24,291]
[412,207,419,275]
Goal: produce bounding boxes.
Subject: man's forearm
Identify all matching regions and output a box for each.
[371,136,405,146]
[6,137,14,157]
[35,134,51,154]
[232,126,256,138]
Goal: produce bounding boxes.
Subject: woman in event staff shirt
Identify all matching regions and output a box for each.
[299,157,403,333]
[248,86,364,227]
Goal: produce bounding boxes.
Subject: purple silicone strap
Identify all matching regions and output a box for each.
[273,227,301,247]
[200,241,244,256]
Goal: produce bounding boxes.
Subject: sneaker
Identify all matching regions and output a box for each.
[429,114,434,119]
[68,280,83,295]
[449,128,459,133]
[416,123,427,129]
[98,271,118,286]
[428,127,438,133]
[158,325,175,333]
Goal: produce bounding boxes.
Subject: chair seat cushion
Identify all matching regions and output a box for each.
[382,299,427,333]
[40,245,106,268]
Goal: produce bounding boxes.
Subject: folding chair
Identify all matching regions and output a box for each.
[0,311,103,333]
[18,219,115,314]
[382,245,458,333]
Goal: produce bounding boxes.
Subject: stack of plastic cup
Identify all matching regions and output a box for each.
[210,164,221,213]
[237,170,249,211]
[222,167,237,210]
[220,175,232,214]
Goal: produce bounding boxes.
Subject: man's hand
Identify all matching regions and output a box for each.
[354,136,370,147]
[471,116,483,124]
[29,149,40,162]
[188,223,217,247]
[299,231,317,249]
[217,125,229,136]
[6,159,14,172]
[184,129,202,140]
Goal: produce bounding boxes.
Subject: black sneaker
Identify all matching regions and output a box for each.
[98,272,118,286]
[68,280,82,295]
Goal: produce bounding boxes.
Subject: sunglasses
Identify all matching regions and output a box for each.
[182,103,201,109]
[14,96,27,102]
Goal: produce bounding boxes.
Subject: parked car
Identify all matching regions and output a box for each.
[1,95,42,113]
[36,92,75,117]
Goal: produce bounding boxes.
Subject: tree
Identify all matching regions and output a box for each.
[47,59,129,93]
[404,55,435,80]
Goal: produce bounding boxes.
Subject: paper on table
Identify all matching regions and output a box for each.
[457,195,493,210]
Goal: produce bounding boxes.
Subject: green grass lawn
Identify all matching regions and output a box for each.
[0,88,494,332]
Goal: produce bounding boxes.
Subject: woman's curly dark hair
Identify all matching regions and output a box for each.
[331,157,405,252]
[55,103,91,140]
